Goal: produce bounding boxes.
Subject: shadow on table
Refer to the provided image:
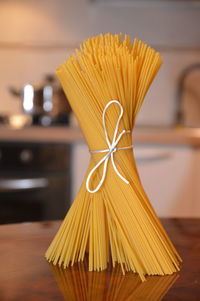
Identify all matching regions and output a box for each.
[49,261,179,301]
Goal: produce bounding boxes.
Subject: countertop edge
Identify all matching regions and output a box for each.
[0,126,200,146]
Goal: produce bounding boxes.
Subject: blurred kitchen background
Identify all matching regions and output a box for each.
[0,0,200,224]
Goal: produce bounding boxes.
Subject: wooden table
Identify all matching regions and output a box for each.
[0,219,199,301]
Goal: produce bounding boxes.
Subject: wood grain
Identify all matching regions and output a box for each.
[0,219,199,301]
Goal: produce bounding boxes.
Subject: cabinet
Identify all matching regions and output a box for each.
[71,142,200,217]
[134,145,200,217]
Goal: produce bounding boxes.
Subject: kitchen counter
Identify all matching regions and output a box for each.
[1,126,200,146]
[0,219,199,301]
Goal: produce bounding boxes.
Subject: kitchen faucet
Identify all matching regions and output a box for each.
[176,63,200,127]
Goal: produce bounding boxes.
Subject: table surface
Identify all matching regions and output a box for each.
[0,219,199,301]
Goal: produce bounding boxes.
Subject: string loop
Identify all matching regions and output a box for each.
[86,100,132,193]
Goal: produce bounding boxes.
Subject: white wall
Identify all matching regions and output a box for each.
[0,48,71,115]
[1,47,200,127]
[137,49,200,126]
[1,0,200,47]
[0,0,200,126]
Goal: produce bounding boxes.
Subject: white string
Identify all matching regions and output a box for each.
[86,100,133,193]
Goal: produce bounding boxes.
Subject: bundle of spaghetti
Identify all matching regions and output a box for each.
[50,261,179,301]
[45,33,182,281]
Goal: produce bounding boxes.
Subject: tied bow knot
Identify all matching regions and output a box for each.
[86,100,133,194]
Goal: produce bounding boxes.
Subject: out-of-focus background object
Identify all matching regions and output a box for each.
[8,74,71,126]
[7,114,32,129]
[176,63,200,128]
[0,0,200,224]
[0,142,71,224]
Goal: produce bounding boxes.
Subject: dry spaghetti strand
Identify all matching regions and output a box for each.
[45,33,182,281]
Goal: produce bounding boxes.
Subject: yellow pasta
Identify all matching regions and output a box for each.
[50,262,179,301]
[45,33,182,281]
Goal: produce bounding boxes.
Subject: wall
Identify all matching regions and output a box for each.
[0,0,200,126]
[0,48,71,115]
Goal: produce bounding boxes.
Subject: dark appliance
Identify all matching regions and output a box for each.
[0,142,71,224]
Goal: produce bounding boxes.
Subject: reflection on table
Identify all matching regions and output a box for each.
[49,261,179,301]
